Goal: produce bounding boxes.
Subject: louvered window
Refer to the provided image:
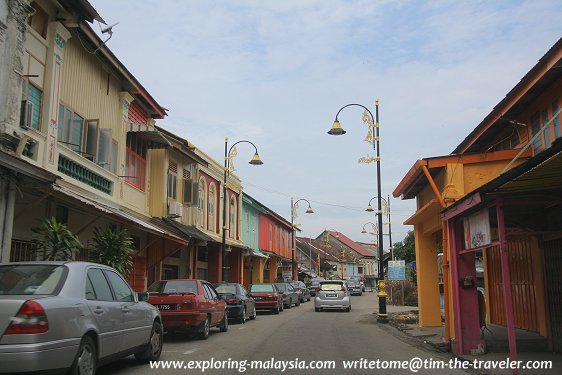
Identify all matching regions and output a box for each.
[168,162,178,200]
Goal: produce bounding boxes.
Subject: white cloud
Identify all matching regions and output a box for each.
[91,0,562,242]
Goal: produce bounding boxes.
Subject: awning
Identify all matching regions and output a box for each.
[160,217,215,242]
[127,122,170,148]
[52,184,187,245]
[251,250,269,258]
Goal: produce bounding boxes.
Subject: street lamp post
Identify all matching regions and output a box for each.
[366,195,393,260]
[291,198,314,281]
[222,138,263,282]
[328,100,388,323]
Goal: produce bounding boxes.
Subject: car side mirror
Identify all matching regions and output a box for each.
[137,292,149,302]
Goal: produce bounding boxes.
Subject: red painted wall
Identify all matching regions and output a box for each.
[258,214,291,257]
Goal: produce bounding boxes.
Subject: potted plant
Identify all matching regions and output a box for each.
[32,217,82,261]
[90,225,134,277]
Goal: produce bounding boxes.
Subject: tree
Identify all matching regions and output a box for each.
[32,217,82,261]
[392,230,415,264]
[90,225,134,277]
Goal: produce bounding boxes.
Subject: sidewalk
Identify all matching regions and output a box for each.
[377,301,562,374]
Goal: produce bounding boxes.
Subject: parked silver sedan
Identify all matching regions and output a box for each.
[314,280,351,312]
[0,261,163,374]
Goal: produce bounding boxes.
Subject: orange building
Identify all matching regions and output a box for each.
[394,38,562,357]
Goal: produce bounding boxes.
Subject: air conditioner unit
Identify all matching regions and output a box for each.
[167,201,183,218]
[20,100,33,129]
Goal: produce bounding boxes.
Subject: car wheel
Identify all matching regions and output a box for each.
[307,297,311,302]
[296,299,301,306]
[315,307,320,312]
[220,311,229,332]
[238,308,246,324]
[249,305,257,320]
[135,321,163,363]
[199,317,210,340]
[346,306,351,312]
[70,336,96,375]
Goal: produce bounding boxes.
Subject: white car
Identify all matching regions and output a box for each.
[314,280,351,312]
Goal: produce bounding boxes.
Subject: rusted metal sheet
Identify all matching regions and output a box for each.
[544,239,562,353]
[487,239,539,332]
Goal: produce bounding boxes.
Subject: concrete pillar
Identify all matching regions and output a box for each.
[252,258,264,284]
[269,257,278,283]
[414,225,442,326]
[179,246,189,278]
[42,22,71,167]
[207,245,222,283]
[229,249,242,283]
[118,92,133,198]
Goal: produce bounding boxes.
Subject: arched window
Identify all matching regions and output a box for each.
[229,196,237,239]
[208,183,216,232]
[197,178,206,228]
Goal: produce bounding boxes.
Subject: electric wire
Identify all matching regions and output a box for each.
[242,181,415,217]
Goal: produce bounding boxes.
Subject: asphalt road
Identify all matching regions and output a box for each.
[98,293,470,375]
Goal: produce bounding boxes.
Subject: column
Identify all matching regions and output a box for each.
[43,22,71,167]
[414,225,442,326]
[118,92,133,198]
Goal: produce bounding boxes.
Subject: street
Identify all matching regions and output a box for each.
[98,294,469,375]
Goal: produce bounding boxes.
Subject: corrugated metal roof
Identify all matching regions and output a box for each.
[52,184,187,245]
[326,230,375,257]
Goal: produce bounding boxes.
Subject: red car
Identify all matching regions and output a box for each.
[249,283,283,314]
[147,279,228,339]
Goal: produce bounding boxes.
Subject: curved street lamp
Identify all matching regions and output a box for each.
[291,198,314,281]
[328,100,388,323]
[222,138,263,282]
[366,195,393,260]
[361,221,378,235]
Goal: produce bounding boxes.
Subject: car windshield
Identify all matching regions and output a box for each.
[320,282,344,291]
[216,285,237,294]
[250,284,274,292]
[148,280,197,294]
[275,284,287,291]
[0,265,66,295]
[311,279,323,286]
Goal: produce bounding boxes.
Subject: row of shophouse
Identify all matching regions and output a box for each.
[0,0,381,293]
[394,37,562,357]
[0,0,308,290]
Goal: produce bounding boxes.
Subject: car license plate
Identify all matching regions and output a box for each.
[156,304,176,310]
[254,297,262,300]
[326,293,337,297]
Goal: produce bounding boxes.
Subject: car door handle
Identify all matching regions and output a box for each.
[122,306,130,313]
[94,307,105,314]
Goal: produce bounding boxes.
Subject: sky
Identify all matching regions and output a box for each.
[90,0,561,246]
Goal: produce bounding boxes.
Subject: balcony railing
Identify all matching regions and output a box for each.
[58,155,112,194]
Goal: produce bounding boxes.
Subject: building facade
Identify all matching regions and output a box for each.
[394,37,562,357]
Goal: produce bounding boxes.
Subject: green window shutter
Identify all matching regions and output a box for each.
[27,84,42,130]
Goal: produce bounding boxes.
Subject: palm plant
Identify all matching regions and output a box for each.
[91,225,134,277]
[32,217,82,261]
